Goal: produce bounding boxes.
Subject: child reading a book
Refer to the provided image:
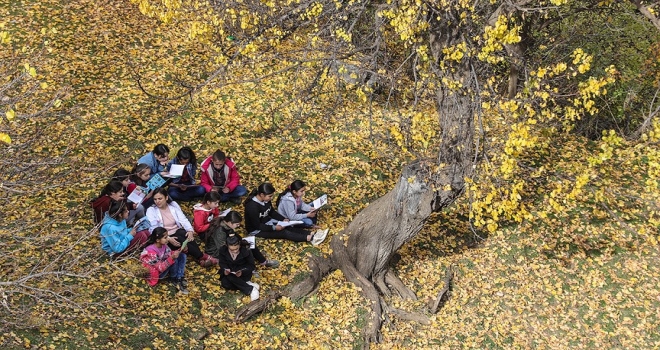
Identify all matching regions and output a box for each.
[192,191,222,242]
[146,188,219,268]
[218,234,260,301]
[276,180,326,231]
[204,210,279,270]
[140,227,188,294]
[138,143,170,180]
[167,146,206,202]
[200,149,247,204]
[244,183,327,245]
[100,200,149,256]
[128,163,155,209]
[112,168,145,225]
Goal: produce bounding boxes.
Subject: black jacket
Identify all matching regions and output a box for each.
[244,197,285,233]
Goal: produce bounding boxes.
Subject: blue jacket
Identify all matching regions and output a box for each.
[167,158,197,185]
[138,152,165,180]
[100,214,133,255]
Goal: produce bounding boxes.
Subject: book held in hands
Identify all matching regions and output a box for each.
[311,194,328,210]
[163,164,184,178]
[276,220,304,228]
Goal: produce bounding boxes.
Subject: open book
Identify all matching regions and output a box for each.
[311,194,328,210]
[133,217,150,232]
[219,208,232,217]
[127,186,149,205]
[242,236,256,249]
[276,220,304,227]
[146,173,167,190]
[163,164,184,178]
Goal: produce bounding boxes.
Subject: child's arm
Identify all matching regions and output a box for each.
[193,210,211,233]
[100,225,133,254]
[278,200,308,221]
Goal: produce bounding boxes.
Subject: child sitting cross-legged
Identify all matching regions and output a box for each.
[218,234,260,301]
[139,227,188,294]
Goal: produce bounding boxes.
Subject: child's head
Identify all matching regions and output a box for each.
[108,200,129,221]
[112,168,131,188]
[289,180,307,196]
[176,147,196,167]
[211,149,226,168]
[131,163,151,185]
[226,234,241,253]
[152,144,170,164]
[101,180,125,201]
[276,179,306,206]
[255,183,276,202]
[223,211,242,229]
[148,227,169,245]
[202,191,222,209]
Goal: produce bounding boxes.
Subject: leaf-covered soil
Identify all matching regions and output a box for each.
[1,0,659,349]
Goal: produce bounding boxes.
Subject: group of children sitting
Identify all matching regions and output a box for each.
[91,144,329,300]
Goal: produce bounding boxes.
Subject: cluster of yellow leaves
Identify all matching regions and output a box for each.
[477,15,522,63]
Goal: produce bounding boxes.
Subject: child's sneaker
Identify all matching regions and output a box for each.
[311,229,329,246]
[177,279,189,295]
[249,284,260,301]
[261,259,279,268]
[246,281,260,291]
[199,254,219,267]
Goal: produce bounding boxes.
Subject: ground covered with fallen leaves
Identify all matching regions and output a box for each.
[1,0,659,349]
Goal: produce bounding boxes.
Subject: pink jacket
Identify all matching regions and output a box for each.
[199,156,241,192]
[140,244,175,286]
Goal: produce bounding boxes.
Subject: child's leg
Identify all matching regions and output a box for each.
[220,185,248,202]
[173,253,187,280]
[250,246,266,264]
[159,263,176,282]
[300,218,314,227]
[256,229,308,242]
[220,274,252,295]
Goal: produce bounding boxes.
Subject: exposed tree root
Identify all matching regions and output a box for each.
[234,255,334,323]
[385,270,417,300]
[384,305,431,325]
[428,265,454,314]
[330,235,384,345]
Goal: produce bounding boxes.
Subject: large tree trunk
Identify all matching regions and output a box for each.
[236,6,476,348]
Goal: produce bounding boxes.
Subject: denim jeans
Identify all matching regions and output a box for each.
[219,185,247,202]
[168,185,206,202]
[159,253,186,280]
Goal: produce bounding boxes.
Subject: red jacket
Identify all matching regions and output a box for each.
[200,156,241,192]
[91,195,112,224]
[193,203,220,234]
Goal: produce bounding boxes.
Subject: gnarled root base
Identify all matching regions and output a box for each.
[234,255,334,323]
[235,236,436,348]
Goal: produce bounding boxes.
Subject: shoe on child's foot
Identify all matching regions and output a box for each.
[261,259,279,268]
[311,229,329,246]
[199,254,219,267]
[249,285,260,301]
[177,280,189,295]
[246,281,260,291]
[252,270,260,279]
[180,277,188,288]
